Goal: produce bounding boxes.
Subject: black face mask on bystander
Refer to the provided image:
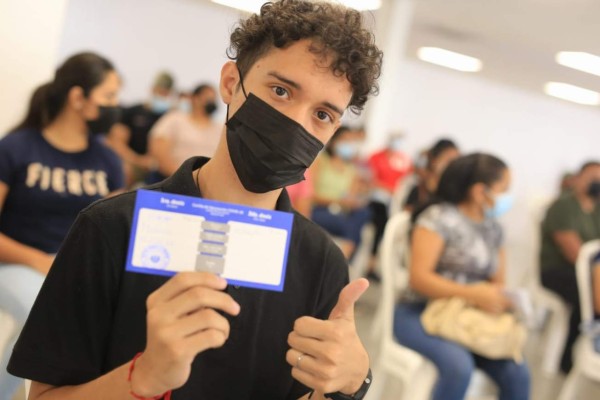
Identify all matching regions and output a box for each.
[587,180,600,201]
[204,102,218,116]
[86,105,121,135]
[225,70,324,193]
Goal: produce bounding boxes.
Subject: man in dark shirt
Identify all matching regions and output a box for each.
[541,160,600,373]
[106,72,175,185]
[8,1,383,399]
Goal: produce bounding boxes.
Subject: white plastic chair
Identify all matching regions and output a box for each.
[531,271,571,375]
[349,223,376,281]
[0,310,28,399]
[0,309,16,355]
[558,240,600,400]
[524,197,571,375]
[367,212,497,399]
[388,175,417,217]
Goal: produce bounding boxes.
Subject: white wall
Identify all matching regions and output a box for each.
[384,60,600,285]
[0,0,69,134]
[57,0,239,114]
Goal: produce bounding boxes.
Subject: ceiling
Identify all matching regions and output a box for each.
[203,0,600,107]
[403,0,600,103]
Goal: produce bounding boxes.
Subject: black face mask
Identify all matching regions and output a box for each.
[204,102,218,116]
[86,106,121,135]
[587,180,600,200]
[226,75,324,193]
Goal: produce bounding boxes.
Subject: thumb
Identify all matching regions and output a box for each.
[328,278,369,321]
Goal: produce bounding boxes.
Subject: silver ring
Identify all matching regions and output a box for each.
[296,353,304,369]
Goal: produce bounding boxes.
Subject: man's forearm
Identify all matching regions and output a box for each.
[31,363,133,400]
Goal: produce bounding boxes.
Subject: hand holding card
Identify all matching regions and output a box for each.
[130,272,240,396]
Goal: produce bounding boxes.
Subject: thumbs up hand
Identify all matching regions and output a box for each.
[286,279,370,396]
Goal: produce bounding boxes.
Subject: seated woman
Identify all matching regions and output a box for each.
[394,153,529,400]
[0,52,124,400]
[310,126,371,259]
[404,138,460,212]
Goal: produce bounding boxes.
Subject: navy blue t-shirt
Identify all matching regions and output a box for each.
[0,129,124,253]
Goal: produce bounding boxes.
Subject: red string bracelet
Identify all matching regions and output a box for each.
[128,352,172,400]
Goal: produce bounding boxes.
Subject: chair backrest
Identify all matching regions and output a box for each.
[576,240,600,327]
[379,211,412,351]
[389,174,417,216]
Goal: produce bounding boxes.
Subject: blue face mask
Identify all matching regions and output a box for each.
[151,97,171,114]
[178,99,192,113]
[334,142,360,161]
[485,192,514,219]
[390,138,404,152]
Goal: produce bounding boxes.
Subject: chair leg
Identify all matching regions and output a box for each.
[401,362,436,400]
[365,365,388,400]
[370,306,384,343]
[557,366,579,400]
[542,306,570,375]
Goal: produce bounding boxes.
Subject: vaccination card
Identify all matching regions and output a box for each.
[125,189,294,292]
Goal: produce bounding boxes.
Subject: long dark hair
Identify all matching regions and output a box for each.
[11,52,115,133]
[413,153,507,222]
[427,138,458,170]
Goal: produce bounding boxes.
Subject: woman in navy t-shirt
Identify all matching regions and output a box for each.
[0,52,124,399]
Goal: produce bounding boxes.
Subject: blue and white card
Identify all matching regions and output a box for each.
[126,189,294,292]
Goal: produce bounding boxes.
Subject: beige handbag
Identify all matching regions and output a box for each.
[421,297,527,362]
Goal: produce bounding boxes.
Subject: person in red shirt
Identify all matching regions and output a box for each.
[368,133,413,196]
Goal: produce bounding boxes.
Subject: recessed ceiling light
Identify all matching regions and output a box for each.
[556,51,600,77]
[544,82,600,106]
[211,0,381,13]
[417,47,482,72]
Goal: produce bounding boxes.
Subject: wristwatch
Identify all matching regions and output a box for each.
[324,369,372,400]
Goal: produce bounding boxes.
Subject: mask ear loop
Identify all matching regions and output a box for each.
[237,65,249,99]
[226,65,249,123]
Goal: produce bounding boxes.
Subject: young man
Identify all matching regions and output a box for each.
[8,1,382,399]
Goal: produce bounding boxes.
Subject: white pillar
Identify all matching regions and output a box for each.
[364,0,415,153]
[0,0,69,135]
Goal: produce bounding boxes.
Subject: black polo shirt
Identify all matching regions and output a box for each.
[8,157,349,399]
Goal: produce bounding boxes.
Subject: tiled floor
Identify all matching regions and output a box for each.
[354,280,600,400]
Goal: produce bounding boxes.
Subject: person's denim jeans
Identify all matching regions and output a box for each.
[394,302,530,400]
[0,264,45,400]
[311,205,371,247]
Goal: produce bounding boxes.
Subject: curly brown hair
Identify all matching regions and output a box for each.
[227,0,383,114]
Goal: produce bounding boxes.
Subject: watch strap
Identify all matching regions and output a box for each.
[324,368,372,400]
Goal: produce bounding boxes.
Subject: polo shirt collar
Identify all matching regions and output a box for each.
[161,157,293,212]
